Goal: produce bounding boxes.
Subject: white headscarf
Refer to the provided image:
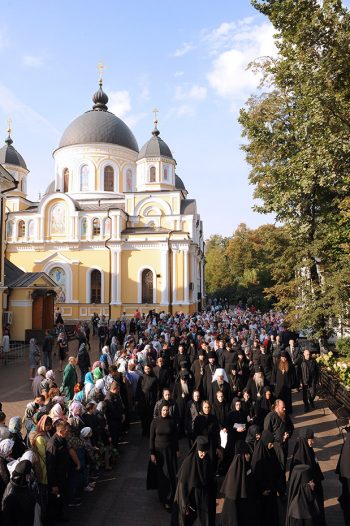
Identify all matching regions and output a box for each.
[80,427,92,439]
[212,368,229,383]
[0,438,14,458]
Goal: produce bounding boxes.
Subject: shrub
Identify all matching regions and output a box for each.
[336,337,350,359]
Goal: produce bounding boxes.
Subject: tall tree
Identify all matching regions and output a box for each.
[239,0,350,336]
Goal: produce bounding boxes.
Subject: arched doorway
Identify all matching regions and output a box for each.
[91,269,102,303]
[142,269,154,304]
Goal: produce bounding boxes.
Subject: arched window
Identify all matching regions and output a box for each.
[80,164,89,191]
[91,270,101,304]
[28,220,34,239]
[104,165,114,192]
[142,269,154,304]
[81,218,88,239]
[63,168,69,193]
[6,221,14,240]
[18,220,25,238]
[20,177,26,193]
[92,218,100,236]
[126,169,133,192]
[163,166,168,181]
[104,218,111,237]
[149,166,156,183]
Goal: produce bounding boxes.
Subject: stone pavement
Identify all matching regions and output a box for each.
[0,338,346,525]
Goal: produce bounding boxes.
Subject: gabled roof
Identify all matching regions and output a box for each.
[4,259,57,288]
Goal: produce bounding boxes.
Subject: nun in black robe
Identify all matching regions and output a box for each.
[245,424,261,455]
[254,386,275,428]
[193,401,221,471]
[136,367,159,436]
[286,464,322,526]
[212,390,230,430]
[220,441,260,526]
[171,436,216,526]
[336,433,350,525]
[251,430,285,526]
[147,401,179,509]
[289,428,325,526]
[225,398,248,467]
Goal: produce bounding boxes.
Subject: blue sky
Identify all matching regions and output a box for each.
[0,0,292,237]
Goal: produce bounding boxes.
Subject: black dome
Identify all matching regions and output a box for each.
[175,174,186,191]
[138,127,173,160]
[0,135,27,170]
[58,110,139,152]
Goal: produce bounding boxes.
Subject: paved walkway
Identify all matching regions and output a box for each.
[0,338,346,525]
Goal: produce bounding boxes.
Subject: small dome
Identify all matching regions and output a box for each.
[175,174,186,191]
[0,133,27,170]
[45,180,55,195]
[138,126,173,160]
[57,81,139,152]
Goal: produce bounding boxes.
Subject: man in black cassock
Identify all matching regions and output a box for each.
[300,349,319,412]
[264,398,294,471]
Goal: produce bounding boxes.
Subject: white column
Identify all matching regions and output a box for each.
[111,251,117,304]
[172,249,177,304]
[38,217,44,241]
[161,248,169,305]
[116,248,121,304]
[183,248,189,304]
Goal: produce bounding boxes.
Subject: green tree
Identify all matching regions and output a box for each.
[238,0,350,336]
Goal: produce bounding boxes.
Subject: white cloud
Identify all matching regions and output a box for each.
[175,84,207,101]
[206,21,276,108]
[173,42,195,57]
[22,55,44,68]
[174,71,184,78]
[124,112,148,128]
[108,90,132,117]
[166,104,195,119]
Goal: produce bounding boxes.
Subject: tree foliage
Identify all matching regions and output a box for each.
[237,0,350,336]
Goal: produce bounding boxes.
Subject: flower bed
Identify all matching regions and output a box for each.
[317,352,350,409]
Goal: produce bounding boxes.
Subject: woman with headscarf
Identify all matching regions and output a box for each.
[171,436,216,526]
[2,460,36,526]
[0,439,14,504]
[173,369,194,437]
[41,370,57,394]
[225,398,248,466]
[49,402,67,425]
[254,386,275,428]
[193,400,221,472]
[186,390,202,447]
[29,338,41,380]
[147,401,179,510]
[67,401,85,433]
[110,336,118,361]
[286,464,322,526]
[136,365,159,436]
[290,428,325,525]
[336,433,350,525]
[220,441,260,526]
[251,430,285,526]
[100,345,112,376]
[84,371,95,400]
[245,424,261,455]
[31,415,53,524]
[8,417,26,460]
[212,390,230,431]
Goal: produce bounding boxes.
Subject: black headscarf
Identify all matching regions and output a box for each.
[220,441,250,500]
[11,460,32,486]
[290,428,323,482]
[251,430,283,493]
[245,424,260,453]
[259,386,275,412]
[286,464,320,521]
[336,435,350,479]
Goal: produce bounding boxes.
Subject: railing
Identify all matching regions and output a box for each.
[0,342,28,365]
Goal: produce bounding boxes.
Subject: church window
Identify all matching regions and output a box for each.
[104,166,114,192]
[92,218,101,236]
[149,166,156,183]
[28,220,34,239]
[18,220,25,238]
[91,270,101,304]
[126,169,133,192]
[163,166,168,181]
[63,168,69,193]
[80,165,89,192]
[142,269,154,304]
[6,221,14,240]
[81,218,88,239]
[104,218,111,237]
[21,177,26,193]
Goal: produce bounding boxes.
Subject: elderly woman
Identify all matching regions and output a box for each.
[49,402,67,425]
[8,417,25,460]
[0,439,14,504]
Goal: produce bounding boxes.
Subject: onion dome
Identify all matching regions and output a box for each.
[0,125,27,169]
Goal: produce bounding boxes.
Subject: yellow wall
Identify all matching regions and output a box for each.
[9,289,33,341]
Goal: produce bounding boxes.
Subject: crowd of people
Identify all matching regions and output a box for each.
[0,306,347,526]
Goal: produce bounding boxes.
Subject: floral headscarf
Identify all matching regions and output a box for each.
[50,403,66,423]
[8,416,22,435]
[0,439,14,458]
[68,401,83,417]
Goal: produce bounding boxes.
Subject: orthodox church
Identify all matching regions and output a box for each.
[2,76,205,327]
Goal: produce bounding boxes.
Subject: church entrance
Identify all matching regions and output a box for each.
[32,292,54,330]
[141,269,153,304]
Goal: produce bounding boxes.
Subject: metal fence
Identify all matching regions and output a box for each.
[0,343,28,365]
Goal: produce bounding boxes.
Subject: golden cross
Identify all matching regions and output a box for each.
[7,117,12,135]
[97,62,106,82]
[152,107,159,126]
